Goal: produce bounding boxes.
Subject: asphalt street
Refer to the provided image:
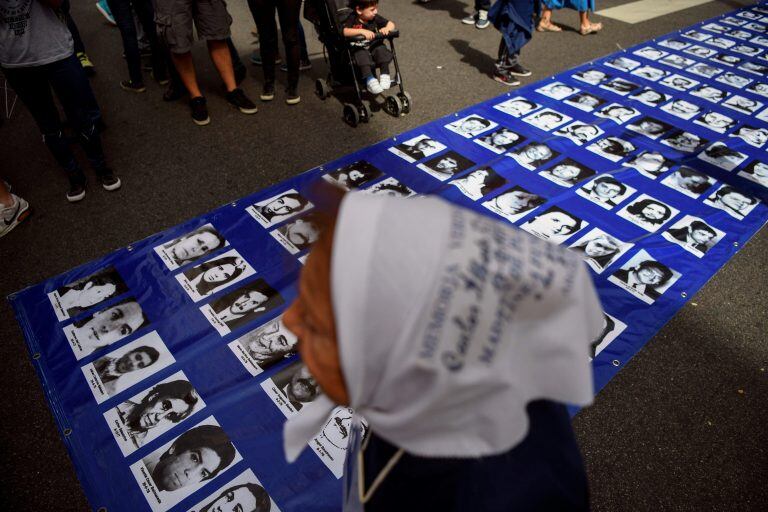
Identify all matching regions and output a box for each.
[1,0,766,510]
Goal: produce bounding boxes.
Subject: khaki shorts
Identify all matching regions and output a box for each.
[155,0,232,54]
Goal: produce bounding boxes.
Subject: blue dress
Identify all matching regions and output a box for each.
[543,0,596,12]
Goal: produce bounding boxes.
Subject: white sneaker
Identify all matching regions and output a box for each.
[0,194,30,238]
[366,77,384,95]
[379,74,391,90]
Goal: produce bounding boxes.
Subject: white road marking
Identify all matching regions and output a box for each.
[596,0,715,24]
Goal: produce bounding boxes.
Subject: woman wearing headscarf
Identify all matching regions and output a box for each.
[282,191,603,511]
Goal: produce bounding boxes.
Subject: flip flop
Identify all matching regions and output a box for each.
[537,21,562,32]
[580,22,603,35]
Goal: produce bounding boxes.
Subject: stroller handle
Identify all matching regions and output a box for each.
[348,30,400,42]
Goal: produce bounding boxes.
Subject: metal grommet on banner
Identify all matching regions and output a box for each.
[681,292,688,298]
[612,359,621,367]
[733,241,739,247]
[63,428,73,436]
[231,202,237,207]
[32,352,41,360]
[126,245,134,252]
[393,137,397,142]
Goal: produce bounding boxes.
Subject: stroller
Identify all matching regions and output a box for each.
[304,0,412,127]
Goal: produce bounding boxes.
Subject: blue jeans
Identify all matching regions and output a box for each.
[107,0,166,83]
[2,54,107,177]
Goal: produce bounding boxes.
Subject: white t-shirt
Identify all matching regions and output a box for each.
[0,0,73,67]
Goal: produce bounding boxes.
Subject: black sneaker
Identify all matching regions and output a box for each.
[97,168,122,191]
[226,88,258,114]
[260,82,275,101]
[120,79,146,93]
[67,174,87,203]
[507,63,532,77]
[189,96,211,126]
[493,71,520,86]
[163,83,185,102]
[285,87,301,105]
[234,65,247,85]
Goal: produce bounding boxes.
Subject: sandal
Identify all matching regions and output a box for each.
[580,22,603,35]
[536,20,562,32]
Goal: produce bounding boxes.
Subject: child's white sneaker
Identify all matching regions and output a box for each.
[379,74,391,90]
[366,77,384,95]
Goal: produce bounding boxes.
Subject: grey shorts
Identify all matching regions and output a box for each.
[155,0,232,54]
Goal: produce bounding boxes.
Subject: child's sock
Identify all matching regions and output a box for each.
[365,76,383,94]
[379,74,391,90]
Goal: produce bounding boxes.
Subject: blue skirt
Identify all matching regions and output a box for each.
[543,0,595,12]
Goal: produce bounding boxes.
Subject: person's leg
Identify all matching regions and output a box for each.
[371,44,392,76]
[207,39,236,92]
[132,0,167,81]
[275,0,301,91]
[107,0,145,87]
[247,0,279,90]
[297,21,309,62]
[578,11,602,34]
[352,49,374,80]
[0,178,30,238]
[0,180,12,206]
[537,6,561,31]
[226,38,246,80]
[171,53,203,98]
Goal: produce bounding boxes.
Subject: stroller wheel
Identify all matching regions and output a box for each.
[385,95,404,117]
[360,101,372,123]
[343,103,359,127]
[399,92,413,114]
[315,79,331,100]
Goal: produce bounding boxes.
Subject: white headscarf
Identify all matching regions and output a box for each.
[285,192,603,462]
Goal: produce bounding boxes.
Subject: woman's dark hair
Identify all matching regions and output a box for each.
[479,170,506,196]
[626,199,672,224]
[592,175,627,195]
[675,168,711,194]
[126,380,198,433]
[715,186,756,205]
[189,256,247,296]
[688,220,717,236]
[704,144,741,159]
[159,425,235,481]
[200,483,272,512]
[601,138,632,156]
[634,260,674,285]
[373,181,411,196]
[63,268,127,295]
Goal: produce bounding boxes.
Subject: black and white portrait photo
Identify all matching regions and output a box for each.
[684,45,717,58]
[738,160,768,188]
[522,108,572,131]
[661,167,715,198]
[80,330,173,403]
[228,316,298,376]
[696,142,748,171]
[474,127,526,154]
[389,134,446,162]
[732,43,762,55]
[564,92,606,112]
[711,52,740,66]
[686,62,723,79]
[445,114,497,138]
[716,72,753,89]
[630,65,668,81]
[659,99,702,120]
[658,38,690,51]
[247,189,313,228]
[693,111,735,134]
[417,151,475,181]
[493,96,540,117]
[617,194,679,232]
[569,228,632,273]
[154,224,229,271]
[310,406,370,478]
[586,137,636,163]
[608,250,681,305]
[323,161,384,191]
[589,313,628,360]
[709,38,738,50]
[600,78,641,96]
[626,116,673,139]
[730,125,768,148]
[520,206,588,244]
[623,150,673,178]
[659,73,699,91]
[690,84,728,103]
[48,266,129,321]
[751,35,768,47]
[261,361,321,418]
[365,177,417,197]
[187,469,277,512]
[175,249,256,302]
[630,88,669,107]
[633,46,668,60]
[540,159,595,187]
[660,130,708,153]
[536,81,579,100]
[704,184,759,220]
[573,68,610,85]
[595,103,640,124]
[451,168,507,200]
[481,186,547,223]
[129,417,241,512]
[741,61,768,76]
[745,82,768,98]
[63,297,150,360]
[554,121,604,146]
[103,371,204,456]
[722,94,763,114]
[270,212,322,254]
[508,142,559,170]
[701,22,727,33]
[576,174,635,210]
[200,279,284,335]
[726,29,752,40]
[604,56,641,71]
[662,215,725,258]
[681,29,712,42]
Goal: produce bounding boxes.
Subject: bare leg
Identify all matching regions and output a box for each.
[579,11,602,34]
[208,40,236,93]
[537,7,561,31]
[171,52,203,98]
[0,180,12,206]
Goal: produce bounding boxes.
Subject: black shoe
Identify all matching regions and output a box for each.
[67,174,86,203]
[260,82,275,101]
[120,79,146,93]
[507,63,532,77]
[189,96,211,126]
[285,87,301,105]
[97,168,122,191]
[163,83,185,102]
[493,71,520,86]
[226,88,258,114]
[234,65,247,85]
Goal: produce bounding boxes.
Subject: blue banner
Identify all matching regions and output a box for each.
[10,4,768,512]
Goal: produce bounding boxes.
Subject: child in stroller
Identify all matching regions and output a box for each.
[342,0,395,95]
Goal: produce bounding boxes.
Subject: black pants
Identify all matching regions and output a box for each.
[351,44,392,79]
[62,0,86,55]
[247,0,301,88]
[2,54,107,179]
[475,0,490,10]
[495,38,519,73]
[107,0,166,83]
